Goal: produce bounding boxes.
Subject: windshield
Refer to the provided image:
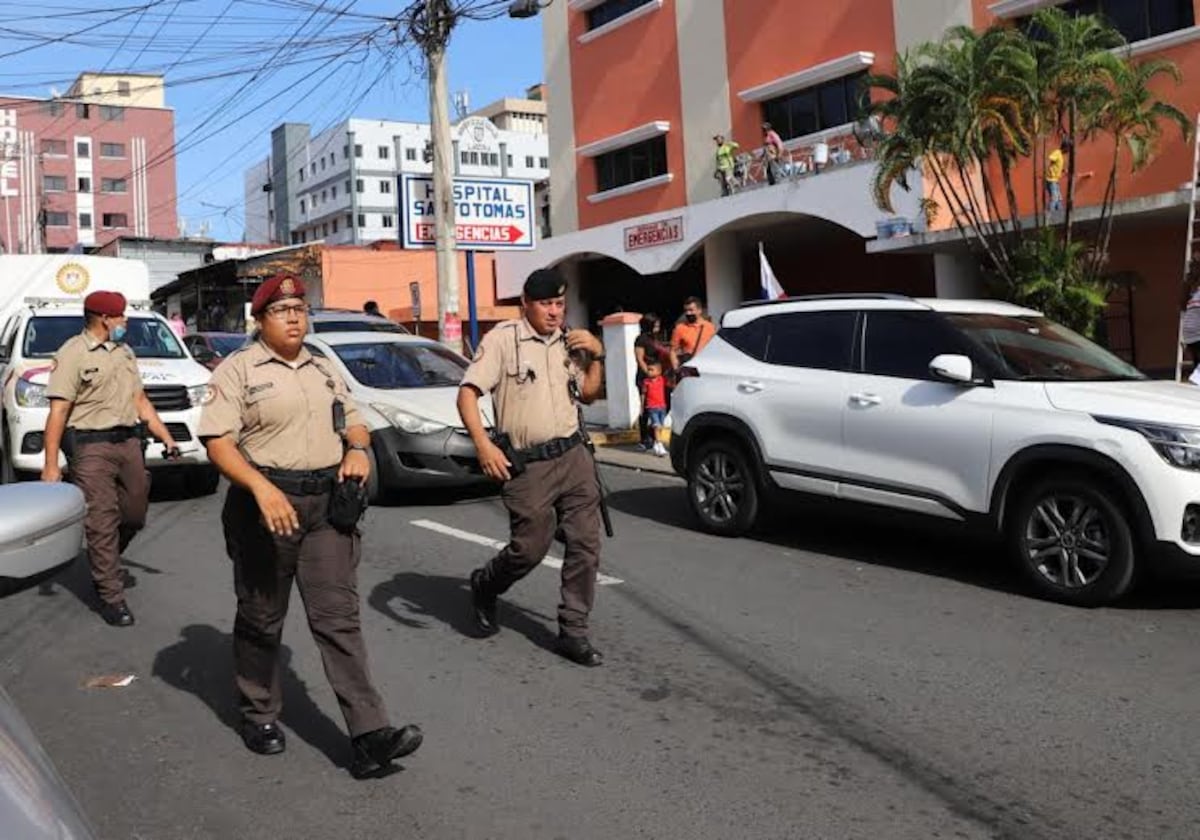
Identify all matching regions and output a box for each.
[946,313,1145,382]
[209,335,248,356]
[24,316,187,360]
[312,319,409,334]
[332,342,467,389]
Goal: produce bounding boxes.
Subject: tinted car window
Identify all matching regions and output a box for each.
[24,316,186,359]
[720,319,769,361]
[332,342,467,389]
[763,311,856,371]
[862,311,970,380]
[312,319,408,334]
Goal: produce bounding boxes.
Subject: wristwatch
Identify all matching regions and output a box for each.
[346,443,369,453]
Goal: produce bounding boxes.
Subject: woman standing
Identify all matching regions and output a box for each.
[634,313,669,449]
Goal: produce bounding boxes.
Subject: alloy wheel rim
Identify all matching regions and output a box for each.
[694,451,745,524]
[1024,494,1111,589]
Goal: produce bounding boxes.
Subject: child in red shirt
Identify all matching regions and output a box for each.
[641,360,669,456]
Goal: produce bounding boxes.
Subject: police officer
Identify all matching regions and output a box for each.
[457,268,607,667]
[42,290,180,628]
[199,273,422,779]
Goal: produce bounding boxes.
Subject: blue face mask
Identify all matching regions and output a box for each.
[110,324,127,343]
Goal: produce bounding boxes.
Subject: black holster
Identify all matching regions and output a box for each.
[328,478,368,534]
[490,431,526,478]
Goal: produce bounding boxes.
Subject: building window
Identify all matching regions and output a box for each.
[118,80,131,97]
[100,142,125,157]
[356,179,364,193]
[381,214,394,228]
[506,154,514,168]
[586,0,655,30]
[76,141,90,158]
[44,211,69,227]
[299,168,305,182]
[539,157,549,168]
[405,148,417,161]
[311,162,317,175]
[99,105,124,122]
[300,199,306,214]
[525,155,535,168]
[1022,1,1194,44]
[79,212,92,229]
[378,145,389,159]
[332,219,339,234]
[102,212,128,228]
[460,151,469,166]
[40,139,67,156]
[101,178,127,193]
[762,72,866,142]
[594,135,668,193]
[344,144,349,159]
[77,176,91,193]
[346,213,353,228]
[291,232,301,245]
[331,185,338,199]
[345,179,351,193]
[76,103,90,119]
[42,101,64,117]
[320,157,326,171]
[358,213,366,227]
[42,175,66,192]
[380,180,392,194]
[321,189,327,202]
[354,144,363,158]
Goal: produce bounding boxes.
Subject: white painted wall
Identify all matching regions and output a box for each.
[892,0,974,51]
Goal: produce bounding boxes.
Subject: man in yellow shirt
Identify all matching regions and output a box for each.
[1045,138,1068,212]
[714,134,740,196]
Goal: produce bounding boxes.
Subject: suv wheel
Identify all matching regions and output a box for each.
[1007,475,1136,607]
[687,439,759,536]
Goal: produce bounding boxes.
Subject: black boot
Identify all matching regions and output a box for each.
[469,569,499,637]
[240,721,286,755]
[555,634,603,667]
[98,600,135,627]
[351,725,423,779]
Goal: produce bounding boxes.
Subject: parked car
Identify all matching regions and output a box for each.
[0,481,98,838]
[669,293,1200,607]
[308,309,410,335]
[304,332,490,500]
[182,331,250,370]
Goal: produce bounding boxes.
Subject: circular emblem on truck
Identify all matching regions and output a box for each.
[55,262,90,295]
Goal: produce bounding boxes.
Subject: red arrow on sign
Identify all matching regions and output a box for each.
[454,223,524,243]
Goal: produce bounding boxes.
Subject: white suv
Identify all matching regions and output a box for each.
[669,295,1200,606]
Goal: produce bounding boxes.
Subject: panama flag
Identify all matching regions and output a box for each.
[759,242,786,300]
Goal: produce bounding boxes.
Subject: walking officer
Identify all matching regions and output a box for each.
[457,267,608,667]
[42,290,181,627]
[198,273,422,779]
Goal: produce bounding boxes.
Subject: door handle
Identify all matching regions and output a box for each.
[849,392,882,406]
[737,380,765,394]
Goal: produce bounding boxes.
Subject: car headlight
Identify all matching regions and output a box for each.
[188,385,210,407]
[1096,416,1200,470]
[371,403,448,436]
[15,379,48,408]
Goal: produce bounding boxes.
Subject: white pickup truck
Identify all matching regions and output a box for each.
[0,255,218,494]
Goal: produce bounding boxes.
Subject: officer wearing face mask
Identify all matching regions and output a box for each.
[42,291,180,627]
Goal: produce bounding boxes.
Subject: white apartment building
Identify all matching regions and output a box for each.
[244,111,550,247]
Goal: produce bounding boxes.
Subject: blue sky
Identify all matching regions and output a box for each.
[0,1,544,241]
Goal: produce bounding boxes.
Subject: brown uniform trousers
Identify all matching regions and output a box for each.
[69,437,149,605]
[478,445,602,637]
[221,484,389,737]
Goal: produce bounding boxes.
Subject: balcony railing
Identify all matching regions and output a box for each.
[724,129,874,196]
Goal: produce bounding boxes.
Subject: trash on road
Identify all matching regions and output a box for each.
[83,674,137,689]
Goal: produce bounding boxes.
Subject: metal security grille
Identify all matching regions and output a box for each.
[145,385,189,413]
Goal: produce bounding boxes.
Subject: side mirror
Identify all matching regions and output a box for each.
[192,348,216,364]
[0,483,86,592]
[929,354,976,385]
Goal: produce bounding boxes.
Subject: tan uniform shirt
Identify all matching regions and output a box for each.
[198,340,364,470]
[461,319,583,450]
[46,332,141,430]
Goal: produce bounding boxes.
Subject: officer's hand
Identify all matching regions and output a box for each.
[477,439,512,482]
[253,482,300,537]
[566,329,603,359]
[41,463,63,483]
[339,449,370,483]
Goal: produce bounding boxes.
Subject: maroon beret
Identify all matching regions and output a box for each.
[83,291,126,317]
[250,273,306,317]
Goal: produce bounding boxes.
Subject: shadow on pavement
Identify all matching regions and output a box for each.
[371,483,499,509]
[151,624,352,769]
[368,571,559,653]
[606,484,1200,609]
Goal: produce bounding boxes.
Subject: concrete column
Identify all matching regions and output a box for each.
[703,231,743,320]
[601,313,641,430]
[561,260,589,328]
[676,0,732,205]
[934,252,984,298]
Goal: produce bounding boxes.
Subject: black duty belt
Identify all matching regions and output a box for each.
[256,465,338,496]
[520,432,584,464]
[71,426,138,445]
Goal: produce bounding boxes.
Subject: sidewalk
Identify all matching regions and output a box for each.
[592,441,678,477]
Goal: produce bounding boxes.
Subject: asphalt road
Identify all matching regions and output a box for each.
[3,466,1200,840]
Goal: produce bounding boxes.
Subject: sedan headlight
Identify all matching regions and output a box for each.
[188,385,210,407]
[371,403,449,436]
[1096,416,1200,470]
[15,379,48,408]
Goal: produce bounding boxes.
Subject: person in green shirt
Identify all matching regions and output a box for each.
[714,134,740,196]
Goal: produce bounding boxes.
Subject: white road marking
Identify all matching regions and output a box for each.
[410,519,624,585]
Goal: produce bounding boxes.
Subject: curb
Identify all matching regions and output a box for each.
[588,428,642,446]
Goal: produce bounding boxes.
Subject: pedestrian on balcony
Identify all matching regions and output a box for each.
[762,122,785,185]
[714,134,740,196]
[41,290,181,628]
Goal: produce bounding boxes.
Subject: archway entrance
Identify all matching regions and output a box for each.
[577,249,705,324]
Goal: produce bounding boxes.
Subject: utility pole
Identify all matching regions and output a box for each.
[412,0,462,353]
